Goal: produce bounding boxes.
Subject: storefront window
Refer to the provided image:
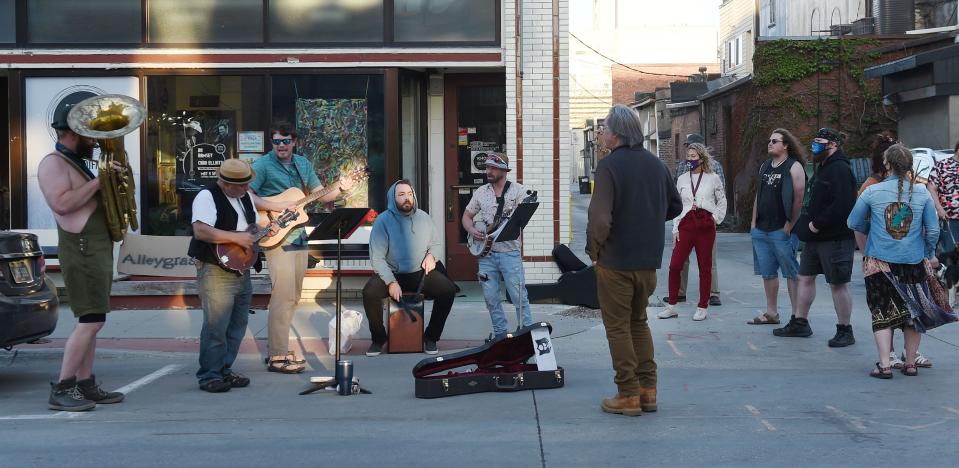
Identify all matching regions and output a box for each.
[271,74,386,213]
[394,0,497,42]
[0,0,14,43]
[269,0,383,43]
[149,0,264,44]
[28,0,141,44]
[144,76,267,235]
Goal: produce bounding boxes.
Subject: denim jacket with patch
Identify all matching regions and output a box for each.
[847,176,939,264]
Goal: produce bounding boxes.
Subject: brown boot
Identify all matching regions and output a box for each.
[601,393,642,416]
[639,387,657,412]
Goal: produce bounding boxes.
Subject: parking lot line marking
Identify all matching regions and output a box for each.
[746,341,759,352]
[666,338,683,357]
[114,364,181,395]
[0,411,82,420]
[826,405,867,431]
[0,365,180,421]
[744,405,777,431]
[725,294,749,305]
[944,406,959,415]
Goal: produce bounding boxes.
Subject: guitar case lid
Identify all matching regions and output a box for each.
[412,322,553,378]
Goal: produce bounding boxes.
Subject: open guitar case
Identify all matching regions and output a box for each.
[412,322,564,398]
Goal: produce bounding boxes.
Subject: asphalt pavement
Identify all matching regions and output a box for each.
[2,188,959,467]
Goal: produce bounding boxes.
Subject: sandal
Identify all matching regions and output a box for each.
[747,313,780,325]
[267,355,305,374]
[869,362,893,379]
[287,351,306,366]
[901,363,918,377]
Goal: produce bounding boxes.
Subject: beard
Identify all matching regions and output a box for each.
[398,200,414,213]
[76,139,96,159]
[486,172,503,184]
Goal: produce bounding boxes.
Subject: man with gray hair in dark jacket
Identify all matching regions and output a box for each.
[588,104,682,416]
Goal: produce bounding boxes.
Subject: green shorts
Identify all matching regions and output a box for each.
[58,228,113,317]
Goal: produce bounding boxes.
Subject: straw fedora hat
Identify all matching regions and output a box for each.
[218,158,254,184]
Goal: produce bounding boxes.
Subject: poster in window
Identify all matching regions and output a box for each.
[175,110,235,193]
[295,98,369,209]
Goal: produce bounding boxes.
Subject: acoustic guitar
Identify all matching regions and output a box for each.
[467,190,537,257]
[256,167,370,249]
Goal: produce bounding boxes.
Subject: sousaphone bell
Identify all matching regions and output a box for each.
[66,94,145,242]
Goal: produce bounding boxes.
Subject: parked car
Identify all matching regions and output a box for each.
[0,231,58,349]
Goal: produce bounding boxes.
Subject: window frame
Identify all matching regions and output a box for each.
[6,0,501,49]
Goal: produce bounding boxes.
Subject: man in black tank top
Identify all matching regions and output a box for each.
[748,129,807,326]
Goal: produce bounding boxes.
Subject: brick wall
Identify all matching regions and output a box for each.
[504,0,570,283]
[612,64,718,104]
[669,108,702,175]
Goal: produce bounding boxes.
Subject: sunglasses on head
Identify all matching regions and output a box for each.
[487,155,506,165]
[272,138,293,145]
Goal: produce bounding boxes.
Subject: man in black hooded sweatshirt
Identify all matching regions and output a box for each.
[774,128,857,347]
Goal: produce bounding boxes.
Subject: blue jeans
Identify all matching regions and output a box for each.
[751,228,800,280]
[478,250,533,337]
[196,263,252,383]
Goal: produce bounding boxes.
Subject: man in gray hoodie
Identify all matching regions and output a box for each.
[362,179,457,356]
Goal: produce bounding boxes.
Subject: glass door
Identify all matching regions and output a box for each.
[443,74,506,280]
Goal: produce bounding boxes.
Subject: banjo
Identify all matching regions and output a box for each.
[468,189,538,257]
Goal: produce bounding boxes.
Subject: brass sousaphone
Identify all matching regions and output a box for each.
[66,94,145,242]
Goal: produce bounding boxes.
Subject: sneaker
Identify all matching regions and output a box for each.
[366,342,385,357]
[889,352,904,369]
[48,378,96,412]
[223,372,250,388]
[424,339,438,355]
[692,307,708,321]
[198,379,231,393]
[76,375,124,404]
[709,295,722,306]
[657,304,678,319]
[676,295,687,303]
[827,324,855,347]
[901,352,933,368]
[773,316,813,337]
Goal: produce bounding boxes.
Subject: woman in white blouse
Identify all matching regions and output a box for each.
[659,143,727,321]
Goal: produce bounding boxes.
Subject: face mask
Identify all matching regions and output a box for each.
[811,142,827,155]
[687,159,701,171]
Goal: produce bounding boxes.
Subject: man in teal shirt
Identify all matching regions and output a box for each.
[250,121,352,373]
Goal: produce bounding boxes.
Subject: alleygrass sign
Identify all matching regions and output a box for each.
[118,234,195,277]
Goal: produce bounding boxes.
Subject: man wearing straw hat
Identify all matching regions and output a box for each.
[187,159,287,393]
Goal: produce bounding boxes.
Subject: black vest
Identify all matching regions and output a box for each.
[188,182,256,271]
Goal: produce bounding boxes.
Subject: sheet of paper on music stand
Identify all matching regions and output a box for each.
[495,202,539,243]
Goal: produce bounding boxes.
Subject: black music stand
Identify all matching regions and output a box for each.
[297,207,375,395]
[495,202,539,243]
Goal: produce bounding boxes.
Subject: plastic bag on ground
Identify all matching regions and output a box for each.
[328,309,364,355]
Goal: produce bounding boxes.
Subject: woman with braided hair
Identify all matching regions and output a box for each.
[848,144,943,379]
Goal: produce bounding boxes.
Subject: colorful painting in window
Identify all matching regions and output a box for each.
[295,98,369,209]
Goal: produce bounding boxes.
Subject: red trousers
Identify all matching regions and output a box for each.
[668,209,716,309]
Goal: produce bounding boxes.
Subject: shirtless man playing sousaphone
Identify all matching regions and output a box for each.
[38,101,126,411]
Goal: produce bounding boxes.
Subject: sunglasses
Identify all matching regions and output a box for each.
[768,139,782,145]
[272,138,293,145]
[487,155,506,165]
